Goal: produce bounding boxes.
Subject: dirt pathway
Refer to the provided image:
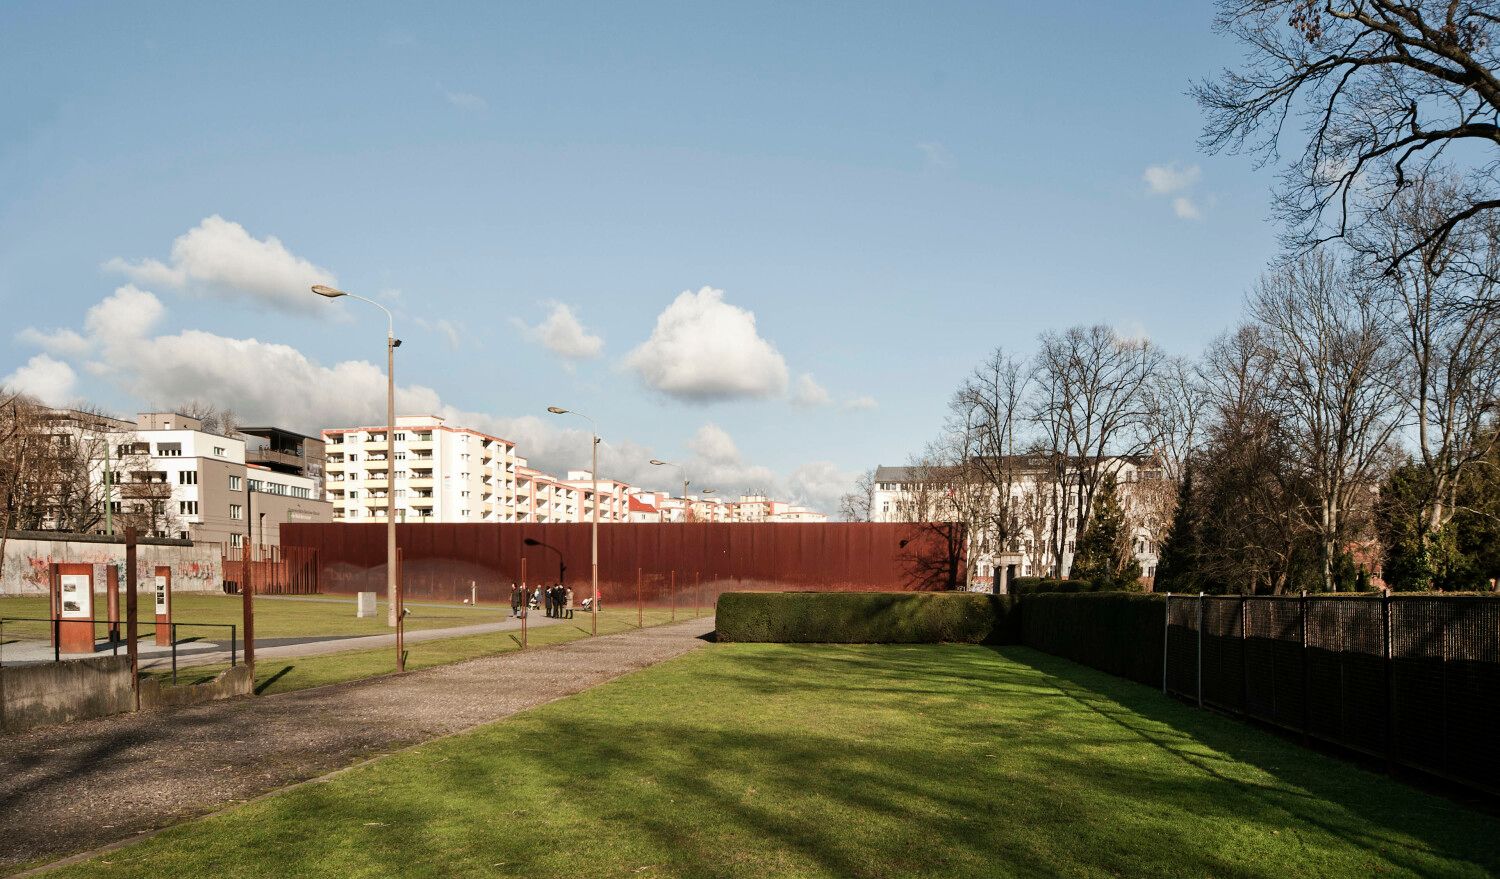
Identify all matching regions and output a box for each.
[0,617,715,874]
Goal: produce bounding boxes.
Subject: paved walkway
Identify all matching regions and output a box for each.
[0,616,716,874]
[0,611,572,670]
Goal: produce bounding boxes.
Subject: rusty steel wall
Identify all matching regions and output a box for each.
[281,522,963,604]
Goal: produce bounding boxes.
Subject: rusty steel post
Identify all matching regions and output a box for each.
[670,570,676,622]
[695,571,700,618]
[242,539,256,674]
[396,548,406,672]
[637,567,643,628]
[125,528,139,708]
[521,556,528,649]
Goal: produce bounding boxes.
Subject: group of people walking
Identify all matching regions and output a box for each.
[510,582,574,619]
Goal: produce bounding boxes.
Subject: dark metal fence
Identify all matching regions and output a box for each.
[1162,593,1500,795]
[0,617,237,680]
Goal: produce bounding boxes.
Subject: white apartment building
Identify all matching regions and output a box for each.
[870,456,1162,590]
[107,412,328,547]
[515,464,580,524]
[323,415,519,523]
[563,471,632,523]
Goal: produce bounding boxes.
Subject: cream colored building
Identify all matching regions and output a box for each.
[324,415,519,523]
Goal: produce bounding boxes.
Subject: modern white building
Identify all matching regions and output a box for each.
[870,456,1163,590]
[323,415,519,524]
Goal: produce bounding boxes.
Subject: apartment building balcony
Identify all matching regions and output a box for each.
[409,496,435,508]
[407,477,434,489]
[364,458,389,470]
[247,447,307,470]
[406,437,434,450]
[326,459,346,471]
[363,478,389,490]
[362,440,390,452]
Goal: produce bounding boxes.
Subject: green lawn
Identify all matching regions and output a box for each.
[0,593,514,640]
[163,607,703,696]
[48,643,1500,878]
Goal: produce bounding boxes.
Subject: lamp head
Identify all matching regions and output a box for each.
[311,285,346,298]
[649,459,668,466]
[524,538,540,546]
[546,407,568,415]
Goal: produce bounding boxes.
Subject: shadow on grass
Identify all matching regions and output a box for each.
[255,665,295,695]
[72,643,1500,879]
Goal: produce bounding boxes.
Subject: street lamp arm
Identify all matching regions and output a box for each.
[344,292,395,338]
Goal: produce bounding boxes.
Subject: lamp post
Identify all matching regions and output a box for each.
[313,285,402,635]
[548,406,599,636]
[649,459,691,523]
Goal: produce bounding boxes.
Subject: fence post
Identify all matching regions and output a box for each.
[670,570,676,622]
[231,623,237,668]
[1240,595,1249,716]
[1196,592,1205,708]
[1300,589,1309,742]
[637,567,643,629]
[126,528,139,708]
[1161,593,1170,694]
[1382,587,1394,769]
[171,622,177,685]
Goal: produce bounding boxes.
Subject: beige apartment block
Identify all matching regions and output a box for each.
[324,415,519,523]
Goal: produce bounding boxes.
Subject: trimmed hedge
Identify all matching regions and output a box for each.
[1010,577,1098,594]
[1020,592,1165,686]
[715,591,1018,644]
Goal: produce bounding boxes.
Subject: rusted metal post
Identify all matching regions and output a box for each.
[242,539,255,674]
[520,556,528,649]
[637,567,643,629]
[396,547,406,672]
[670,570,676,622]
[694,571,700,618]
[126,528,139,708]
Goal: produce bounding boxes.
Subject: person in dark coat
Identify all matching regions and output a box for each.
[543,583,553,617]
[509,583,522,618]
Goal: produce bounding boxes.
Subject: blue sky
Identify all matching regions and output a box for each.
[0,1,1280,511]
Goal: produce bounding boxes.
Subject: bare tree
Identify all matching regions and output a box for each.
[1197,0,1500,282]
[1249,250,1405,590]
[1033,325,1161,575]
[951,348,1033,565]
[839,468,876,522]
[1375,178,1500,552]
[175,400,240,436]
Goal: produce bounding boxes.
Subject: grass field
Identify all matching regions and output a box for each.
[50,644,1500,878]
[0,592,514,640]
[164,607,704,696]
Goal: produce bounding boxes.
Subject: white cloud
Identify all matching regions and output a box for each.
[687,423,740,465]
[788,461,859,515]
[917,140,953,169]
[1172,197,1202,221]
[17,327,90,357]
[843,395,878,411]
[1143,162,1201,195]
[414,317,463,351]
[515,302,604,361]
[445,91,487,110]
[791,373,831,408]
[103,216,337,313]
[625,287,789,402]
[3,354,77,406]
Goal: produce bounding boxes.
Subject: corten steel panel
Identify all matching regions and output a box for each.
[282,522,963,604]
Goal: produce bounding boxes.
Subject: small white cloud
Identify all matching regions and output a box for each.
[1143,162,1201,195]
[415,317,463,350]
[625,287,789,402]
[3,354,77,406]
[791,373,831,408]
[86,285,166,354]
[843,395,878,411]
[104,215,337,313]
[688,423,741,465]
[1172,197,1202,220]
[917,141,953,169]
[17,327,90,357]
[515,302,604,361]
[445,91,487,110]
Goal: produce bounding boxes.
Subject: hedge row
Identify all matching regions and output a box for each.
[715,591,1018,644]
[1010,577,1099,595]
[1019,592,1165,686]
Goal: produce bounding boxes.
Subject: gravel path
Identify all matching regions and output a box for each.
[0,616,715,874]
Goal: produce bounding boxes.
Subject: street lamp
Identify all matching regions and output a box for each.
[313,285,403,643]
[649,459,693,523]
[548,406,599,636]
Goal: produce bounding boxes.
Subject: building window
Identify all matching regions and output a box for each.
[229,533,243,548]
[349,491,359,499]
[158,443,183,457]
[178,471,198,485]
[395,452,406,460]
[179,501,198,515]
[349,453,358,462]
[394,432,407,441]
[213,446,226,457]
[229,475,242,491]
[230,504,242,520]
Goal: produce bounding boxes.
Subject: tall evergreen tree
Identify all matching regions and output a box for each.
[1153,467,1199,593]
[1069,475,1141,589]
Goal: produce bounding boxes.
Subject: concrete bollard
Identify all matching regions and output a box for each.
[356,591,377,618]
